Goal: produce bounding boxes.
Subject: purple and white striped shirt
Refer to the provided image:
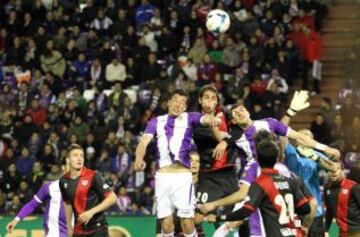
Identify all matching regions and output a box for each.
[235,118,290,163]
[16,180,67,237]
[144,112,202,168]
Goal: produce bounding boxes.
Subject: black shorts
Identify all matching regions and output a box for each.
[308,216,325,237]
[197,169,239,214]
[73,226,109,237]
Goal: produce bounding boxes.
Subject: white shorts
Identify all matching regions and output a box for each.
[155,172,195,219]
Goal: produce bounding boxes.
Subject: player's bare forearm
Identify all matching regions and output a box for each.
[211,126,227,142]
[64,202,73,237]
[288,130,340,159]
[303,198,317,228]
[318,157,337,173]
[89,191,117,215]
[214,185,249,208]
[135,135,152,170]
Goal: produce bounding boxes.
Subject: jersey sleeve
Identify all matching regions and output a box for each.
[92,172,113,199]
[284,143,301,173]
[189,112,202,126]
[216,112,227,132]
[243,182,266,211]
[239,159,258,186]
[290,178,310,214]
[34,182,51,203]
[59,178,70,203]
[324,187,334,231]
[144,117,157,137]
[267,118,290,137]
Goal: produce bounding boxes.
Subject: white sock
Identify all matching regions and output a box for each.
[184,230,198,237]
[213,223,230,237]
[161,231,174,237]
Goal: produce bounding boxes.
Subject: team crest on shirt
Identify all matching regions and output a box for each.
[82,180,88,186]
[103,184,109,190]
[64,183,68,189]
[343,189,349,194]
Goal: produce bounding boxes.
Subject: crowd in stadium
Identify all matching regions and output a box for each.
[0,0,359,222]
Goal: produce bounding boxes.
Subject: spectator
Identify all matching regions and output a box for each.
[135,0,155,28]
[16,147,34,176]
[197,54,218,86]
[85,146,97,169]
[2,163,21,198]
[310,113,332,145]
[117,187,132,214]
[340,95,358,129]
[188,38,207,65]
[38,144,58,172]
[17,180,34,204]
[26,97,47,127]
[40,40,66,78]
[90,9,113,36]
[222,37,243,69]
[45,164,63,181]
[6,195,21,215]
[266,68,289,101]
[95,149,112,175]
[105,58,127,87]
[330,114,346,152]
[318,97,335,125]
[29,161,46,191]
[226,67,250,104]
[141,53,161,82]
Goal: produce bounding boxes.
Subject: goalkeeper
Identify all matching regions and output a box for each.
[283,129,337,237]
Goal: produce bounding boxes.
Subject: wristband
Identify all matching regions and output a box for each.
[315,143,327,151]
[286,108,297,117]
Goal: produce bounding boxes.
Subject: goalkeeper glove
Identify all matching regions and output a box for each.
[287,90,310,117]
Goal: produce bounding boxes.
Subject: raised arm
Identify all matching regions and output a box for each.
[288,129,340,160]
[281,90,310,126]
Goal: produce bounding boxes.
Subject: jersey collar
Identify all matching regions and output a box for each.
[64,167,87,179]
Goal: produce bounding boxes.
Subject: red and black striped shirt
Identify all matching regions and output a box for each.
[325,178,360,236]
[59,168,113,235]
[219,169,311,237]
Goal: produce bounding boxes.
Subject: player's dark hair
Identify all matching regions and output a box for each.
[66,143,83,157]
[254,129,276,147]
[169,89,188,100]
[257,140,279,168]
[199,84,219,101]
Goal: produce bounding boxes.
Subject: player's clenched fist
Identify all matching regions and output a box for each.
[134,159,146,171]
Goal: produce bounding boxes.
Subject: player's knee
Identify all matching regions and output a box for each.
[180,218,195,234]
[161,218,175,234]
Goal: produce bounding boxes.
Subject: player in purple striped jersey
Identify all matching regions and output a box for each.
[213,94,340,165]
[134,89,221,237]
[6,179,67,237]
